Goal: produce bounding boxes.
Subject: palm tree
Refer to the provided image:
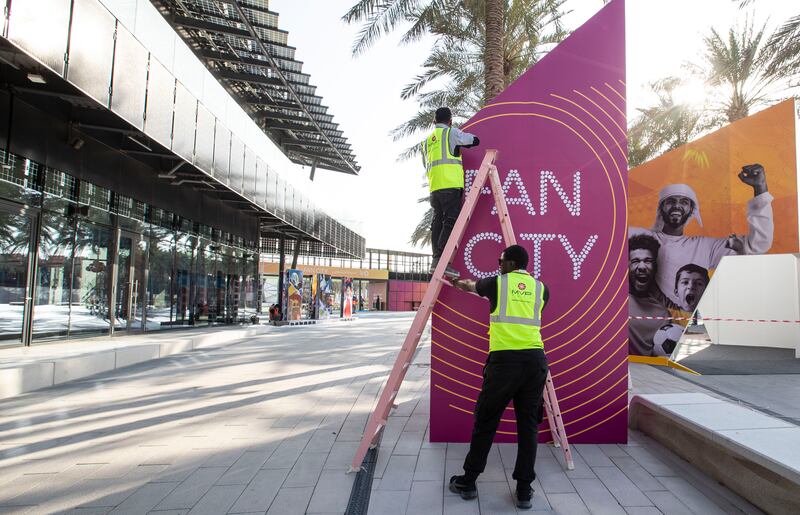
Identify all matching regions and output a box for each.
[692,19,788,122]
[627,77,721,167]
[344,1,568,246]
[734,1,800,78]
[484,0,505,101]
[630,16,791,168]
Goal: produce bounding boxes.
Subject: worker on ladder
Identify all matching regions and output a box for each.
[422,107,480,279]
[448,244,549,510]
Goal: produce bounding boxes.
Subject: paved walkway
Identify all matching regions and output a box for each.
[0,313,762,514]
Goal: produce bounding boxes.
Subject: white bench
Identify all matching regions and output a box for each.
[629,393,800,514]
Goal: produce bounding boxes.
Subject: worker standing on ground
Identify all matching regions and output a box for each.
[422,107,480,278]
[448,245,549,510]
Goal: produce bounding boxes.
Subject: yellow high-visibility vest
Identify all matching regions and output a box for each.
[422,127,464,192]
[488,271,545,352]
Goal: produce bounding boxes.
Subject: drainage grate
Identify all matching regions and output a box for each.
[345,447,378,515]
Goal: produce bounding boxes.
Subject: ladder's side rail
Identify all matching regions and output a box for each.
[487,164,517,246]
[349,150,499,472]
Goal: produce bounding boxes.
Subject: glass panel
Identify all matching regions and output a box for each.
[194,106,215,174]
[70,221,112,336]
[172,82,197,162]
[7,0,71,75]
[33,211,74,340]
[0,210,31,344]
[228,136,244,194]
[67,0,116,106]
[144,58,175,149]
[111,24,148,130]
[113,235,133,329]
[242,147,255,201]
[174,235,194,326]
[131,238,147,330]
[213,124,230,184]
[146,226,174,330]
[194,241,211,325]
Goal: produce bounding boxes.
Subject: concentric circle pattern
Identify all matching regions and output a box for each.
[429,0,628,444]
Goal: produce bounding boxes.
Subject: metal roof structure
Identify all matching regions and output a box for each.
[151,0,359,175]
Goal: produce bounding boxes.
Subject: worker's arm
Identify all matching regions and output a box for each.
[449,127,480,157]
[449,278,477,293]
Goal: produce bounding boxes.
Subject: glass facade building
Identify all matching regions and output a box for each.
[0,149,260,346]
[0,0,365,345]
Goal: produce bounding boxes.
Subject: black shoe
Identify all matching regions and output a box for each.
[515,483,533,510]
[448,475,477,500]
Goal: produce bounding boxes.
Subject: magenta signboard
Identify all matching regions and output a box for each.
[430,0,628,443]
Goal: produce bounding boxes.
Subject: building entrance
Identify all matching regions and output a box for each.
[112,231,147,334]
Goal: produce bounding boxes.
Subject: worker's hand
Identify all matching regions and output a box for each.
[725,234,745,254]
[738,164,768,196]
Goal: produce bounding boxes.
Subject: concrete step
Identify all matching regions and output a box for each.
[630,392,800,514]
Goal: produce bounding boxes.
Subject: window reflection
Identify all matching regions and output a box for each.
[33,212,75,339]
[147,226,174,330]
[70,221,112,336]
[0,210,31,344]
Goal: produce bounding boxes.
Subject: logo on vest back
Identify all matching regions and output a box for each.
[512,282,533,297]
[432,135,437,141]
[518,283,526,290]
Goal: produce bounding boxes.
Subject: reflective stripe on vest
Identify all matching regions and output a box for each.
[488,271,544,352]
[425,127,464,191]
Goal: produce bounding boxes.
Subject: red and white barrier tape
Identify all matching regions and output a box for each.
[628,315,800,323]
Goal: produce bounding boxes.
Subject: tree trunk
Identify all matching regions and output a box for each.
[484,0,505,103]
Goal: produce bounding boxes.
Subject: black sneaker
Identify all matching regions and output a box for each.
[515,483,533,510]
[448,475,477,500]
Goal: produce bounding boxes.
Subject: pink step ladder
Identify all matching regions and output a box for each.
[349,149,574,472]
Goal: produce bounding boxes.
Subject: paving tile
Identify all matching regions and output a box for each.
[644,491,693,515]
[107,482,179,514]
[442,458,479,515]
[598,444,630,459]
[378,455,417,491]
[228,467,290,513]
[185,484,245,515]
[265,486,314,515]
[217,451,272,485]
[393,431,425,456]
[445,443,469,462]
[323,441,359,471]
[262,432,313,469]
[655,476,728,515]
[477,481,517,515]
[592,466,653,507]
[623,507,662,515]
[284,452,327,488]
[574,445,615,467]
[622,446,676,477]
[535,456,575,494]
[368,490,410,515]
[306,469,355,514]
[476,446,506,483]
[608,457,666,493]
[547,492,591,514]
[413,448,445,481]
[155,467,228,510]
[405,480,443,515]
[201,448,246,469]
[304,430,338,454]
[570,478,627,515]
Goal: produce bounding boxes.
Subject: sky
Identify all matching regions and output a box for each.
[269,0,798,254]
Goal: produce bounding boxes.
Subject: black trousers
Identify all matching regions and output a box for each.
[463,349,548,485]
[430,188,463,259]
